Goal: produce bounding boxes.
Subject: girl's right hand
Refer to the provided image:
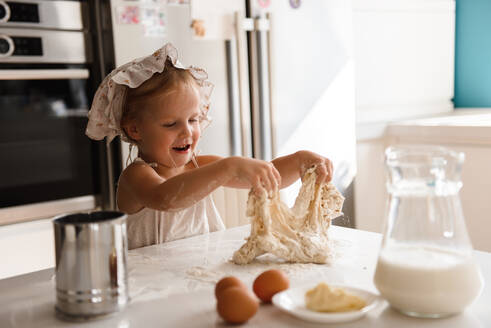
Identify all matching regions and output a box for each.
[225,157,281,194]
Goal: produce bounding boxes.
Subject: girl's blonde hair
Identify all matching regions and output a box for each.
[120,59,199,140]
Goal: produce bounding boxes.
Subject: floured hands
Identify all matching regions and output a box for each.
[219,151,332,194]
[297,150,333,184]
[224,157,281,194]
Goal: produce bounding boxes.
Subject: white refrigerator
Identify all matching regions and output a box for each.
[108,0,356,226]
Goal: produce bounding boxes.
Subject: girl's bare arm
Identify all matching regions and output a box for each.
[201,151,333,191]
[118,156,279,212]
[272,150,333,186]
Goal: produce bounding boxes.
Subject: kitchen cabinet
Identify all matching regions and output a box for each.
[0,218,54,279]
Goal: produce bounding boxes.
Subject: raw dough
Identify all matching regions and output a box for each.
[305,282,366,312]
[233,167,344,264]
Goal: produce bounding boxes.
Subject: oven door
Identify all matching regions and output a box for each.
[0,66,112,224]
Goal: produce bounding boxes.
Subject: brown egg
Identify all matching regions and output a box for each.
[253,269,290,303]
[215,276,247,299]
[216,286,259,324]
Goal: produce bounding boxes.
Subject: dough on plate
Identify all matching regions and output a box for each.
[305,283,366,312]
[233,167,344,264]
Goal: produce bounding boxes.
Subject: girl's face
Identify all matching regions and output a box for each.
[135,84,201,169]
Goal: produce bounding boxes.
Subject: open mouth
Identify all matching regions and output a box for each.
[172,144,191,152]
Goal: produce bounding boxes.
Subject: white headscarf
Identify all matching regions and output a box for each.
[86,43,213,144]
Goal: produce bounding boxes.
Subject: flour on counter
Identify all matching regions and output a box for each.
[185,260,333,286]
[233,167,344,264]
[185,266,223,283]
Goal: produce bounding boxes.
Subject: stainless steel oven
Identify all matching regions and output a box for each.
[0,0,120,225]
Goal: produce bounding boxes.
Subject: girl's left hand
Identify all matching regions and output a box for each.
[297,150,333,184]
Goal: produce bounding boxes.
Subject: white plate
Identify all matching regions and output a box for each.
[272,284,382,324]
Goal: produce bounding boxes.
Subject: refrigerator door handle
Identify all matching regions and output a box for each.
[254,17,270,31]
[234,11,253,158]
[249,16,273,161]
[225,40,241,157]
[265,13,277,159]
[232,13,275,160]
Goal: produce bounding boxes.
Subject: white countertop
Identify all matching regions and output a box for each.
[357,109,491,141]
[0,225,490,327]
[386,109,491,145]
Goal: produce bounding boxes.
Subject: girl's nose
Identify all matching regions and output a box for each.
[179,123,193,137]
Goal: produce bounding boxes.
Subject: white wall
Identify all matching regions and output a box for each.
[353,0,455,125]
[353,0,456,233]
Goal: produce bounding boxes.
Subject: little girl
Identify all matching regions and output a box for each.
[86,43,333,249]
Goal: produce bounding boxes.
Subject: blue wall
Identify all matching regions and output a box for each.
[454,0,491,107]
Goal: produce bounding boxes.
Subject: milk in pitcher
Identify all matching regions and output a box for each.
[374,245,483,317]
[376,146,484,318]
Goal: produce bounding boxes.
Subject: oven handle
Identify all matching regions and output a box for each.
[0,1,10,23]
[0,68,90,80]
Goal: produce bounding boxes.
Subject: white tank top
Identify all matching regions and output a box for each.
[125,158,226,249]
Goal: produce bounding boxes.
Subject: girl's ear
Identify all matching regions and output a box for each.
[123,122,142,141]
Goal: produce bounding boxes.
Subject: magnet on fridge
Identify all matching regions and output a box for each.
[190,19,206,38]
[117,6,140,24]
[168,0,190,5]
[289,0,301,9]
[258,0,271,9]
[190,0,242,40]
[141,6,166,37]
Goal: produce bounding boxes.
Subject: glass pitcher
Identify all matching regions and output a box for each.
[373,145,483,318]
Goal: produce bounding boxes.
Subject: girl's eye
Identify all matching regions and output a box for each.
[189,118,199,123]
[163,122,176,127]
